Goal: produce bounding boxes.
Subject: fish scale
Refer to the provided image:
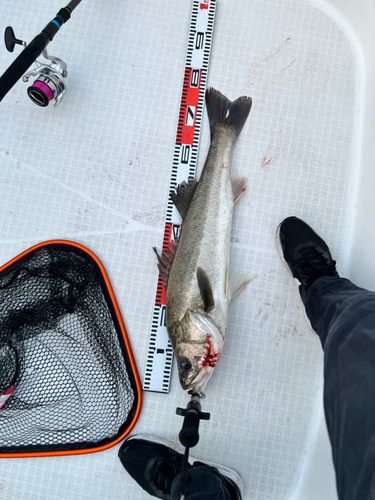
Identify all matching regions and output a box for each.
[143,0,216,394]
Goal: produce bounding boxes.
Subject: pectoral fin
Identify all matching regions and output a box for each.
[170,178,198,221]
[197,267,215,313]
[228,272,257,302]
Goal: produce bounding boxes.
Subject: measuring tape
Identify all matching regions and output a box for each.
[143,0,216,393]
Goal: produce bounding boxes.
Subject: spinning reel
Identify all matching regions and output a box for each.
[5,27,68,107]
[0,1,82,107]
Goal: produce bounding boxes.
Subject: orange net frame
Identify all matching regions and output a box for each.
[0,241,142,457]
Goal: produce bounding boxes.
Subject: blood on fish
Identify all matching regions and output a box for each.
[200,334,221,367]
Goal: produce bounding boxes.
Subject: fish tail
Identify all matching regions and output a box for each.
[205,88,252,137]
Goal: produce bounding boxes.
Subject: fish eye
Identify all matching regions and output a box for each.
[180,359,192,371]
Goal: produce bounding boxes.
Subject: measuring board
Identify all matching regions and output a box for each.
[143,0,216,393]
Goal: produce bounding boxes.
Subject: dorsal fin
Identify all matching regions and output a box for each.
[170,178,198,221]
[197,267,215,313]
[153,239,178,289]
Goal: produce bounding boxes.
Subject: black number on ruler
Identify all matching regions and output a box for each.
[160,305,167,327]
[195,32,204,49]
[181,145,190,164]
[173,224,181,240]
[185,106,195,126]
[190,69,200,88]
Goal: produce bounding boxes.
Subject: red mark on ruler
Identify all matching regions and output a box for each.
[200,0,209,8]
[176,68,201,145]
[155,223,182,305]
[156,223,172,305]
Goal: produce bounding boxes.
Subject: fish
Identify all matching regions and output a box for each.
[154,88,256,397]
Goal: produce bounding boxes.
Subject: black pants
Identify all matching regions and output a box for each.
[171,277,375,500]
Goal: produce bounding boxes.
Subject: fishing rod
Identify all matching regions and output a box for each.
[176,394,210,500]
[0,0,82,107]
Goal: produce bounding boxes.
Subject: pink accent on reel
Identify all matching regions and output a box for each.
[32,81,53,102]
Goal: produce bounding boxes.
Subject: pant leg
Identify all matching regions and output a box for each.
[305,276,375,500]
[171,464,231,500]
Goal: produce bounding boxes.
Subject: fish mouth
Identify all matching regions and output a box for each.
[183,367,210,392]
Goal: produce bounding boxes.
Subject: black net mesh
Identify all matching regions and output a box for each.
[0,243,139,454]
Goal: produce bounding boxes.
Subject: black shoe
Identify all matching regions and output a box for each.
[277,217,339,303]
[118,433,243,500]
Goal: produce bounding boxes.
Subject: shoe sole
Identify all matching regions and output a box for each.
[275,222,315,333]
[124,433,244,497]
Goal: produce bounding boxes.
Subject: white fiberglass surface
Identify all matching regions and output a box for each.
[0,0,362,498]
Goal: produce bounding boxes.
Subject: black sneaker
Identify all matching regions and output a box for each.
[277,217,339,303]
[118,433,243,500]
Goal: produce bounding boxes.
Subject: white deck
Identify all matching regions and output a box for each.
[0,0,371,498]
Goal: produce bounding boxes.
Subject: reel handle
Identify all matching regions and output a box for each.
[4,27,26,53]
[0,33,49,101]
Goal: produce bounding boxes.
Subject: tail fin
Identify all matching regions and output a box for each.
[205,88,252,136]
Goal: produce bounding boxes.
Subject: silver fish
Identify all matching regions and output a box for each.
[154,88,256,397]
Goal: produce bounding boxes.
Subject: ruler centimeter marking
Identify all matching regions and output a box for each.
[143,0,216,393]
